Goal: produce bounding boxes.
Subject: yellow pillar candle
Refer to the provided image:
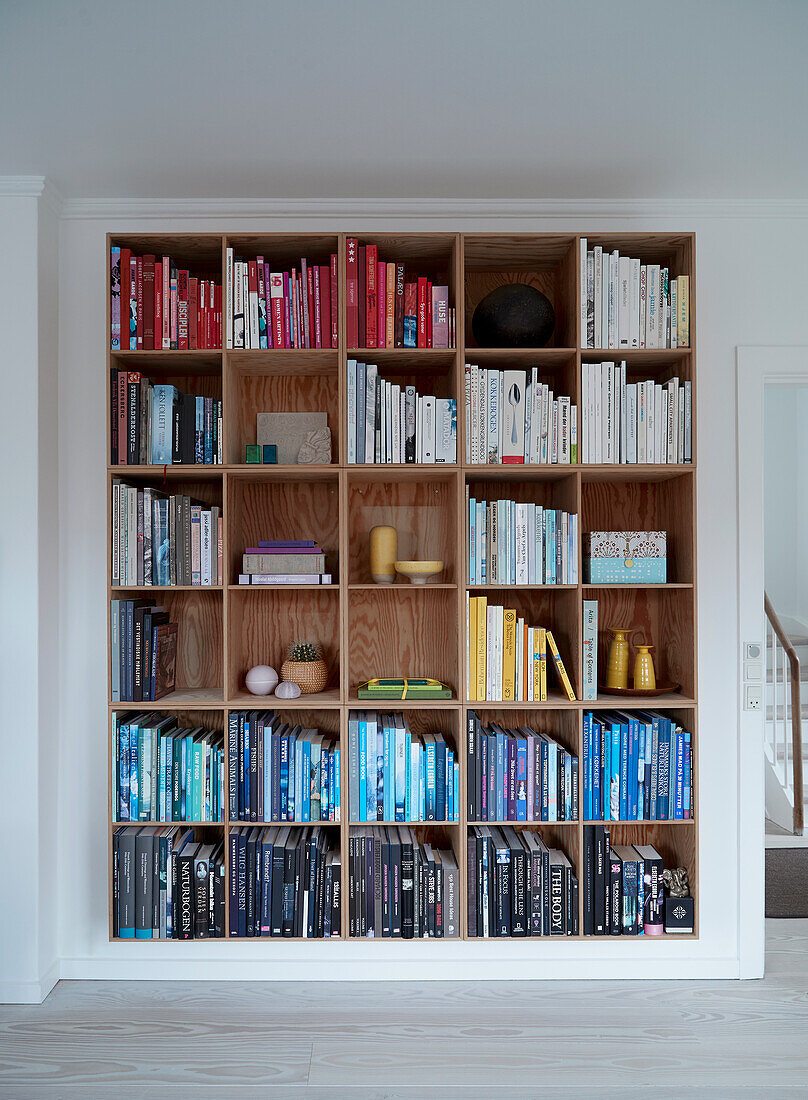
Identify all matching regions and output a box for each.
[370,525,397,584]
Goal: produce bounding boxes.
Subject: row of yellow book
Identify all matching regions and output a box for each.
[466,595,577,703]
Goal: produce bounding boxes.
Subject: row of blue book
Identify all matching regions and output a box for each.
[227,712,340,824]
[583,711,693,822]
[113,713,224,823]
[466,712,578,822]
[348,712,459,823]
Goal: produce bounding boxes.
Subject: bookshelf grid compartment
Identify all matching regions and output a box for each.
[107,231,697,942]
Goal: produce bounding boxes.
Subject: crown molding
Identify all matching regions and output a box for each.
[58,195,808,222]
[0,175,64,216]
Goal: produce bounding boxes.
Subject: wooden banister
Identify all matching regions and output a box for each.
[765,593,804,835]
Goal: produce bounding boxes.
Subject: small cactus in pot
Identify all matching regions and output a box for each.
[281,640,328,694]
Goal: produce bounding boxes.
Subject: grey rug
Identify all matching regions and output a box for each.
[766,847,808,917]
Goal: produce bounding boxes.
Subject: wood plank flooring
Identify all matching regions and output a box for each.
[1,921,807,1097]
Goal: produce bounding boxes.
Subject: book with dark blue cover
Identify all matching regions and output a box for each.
[435,736,447,822]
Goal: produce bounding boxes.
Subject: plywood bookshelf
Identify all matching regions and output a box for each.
[107,231,697,942]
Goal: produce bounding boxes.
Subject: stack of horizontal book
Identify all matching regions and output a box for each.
[110,600,177,702]
[583,711,693,822]
[227,713,340,823]
[110,374,222,466]
[467,599,577,702]
[466,711,578,823]
[467,496,578,585]
[348,711,459,823]
[113,826,225,939]
[113,713,224,823]
[228,826,340,938]
[349,826,459,937]
[583,825,665,936]
[112,483,222,586]
[468,826,577,937]
[238,539,332,585]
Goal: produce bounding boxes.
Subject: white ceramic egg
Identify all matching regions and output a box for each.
[245,665,279,696]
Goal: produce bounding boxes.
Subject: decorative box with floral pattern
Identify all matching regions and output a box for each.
[584,530,667,583]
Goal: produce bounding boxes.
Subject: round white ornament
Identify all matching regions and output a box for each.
[275,680,302,700]
[245,664,279,696]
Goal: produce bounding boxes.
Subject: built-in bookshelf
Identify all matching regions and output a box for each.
[107,231,697,941]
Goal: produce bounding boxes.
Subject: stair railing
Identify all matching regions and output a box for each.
[765,593,804,835]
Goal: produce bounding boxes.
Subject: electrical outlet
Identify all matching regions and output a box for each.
[745,684,762,710]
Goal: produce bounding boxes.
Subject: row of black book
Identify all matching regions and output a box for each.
[582,824,665,936]
[467,825,578,937]
[110,599,177,703]
[113,826,224,939]
[348,826,459,938]
[228,826,340,938]
[110,373,222,466]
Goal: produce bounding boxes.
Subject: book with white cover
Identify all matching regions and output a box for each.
[593,245,603,348]
[629,258,641,348]
[365,363,377,463]
[347,359,357,463]
[501,370,525,463]
[580,238,588,345]
[618,256,631,347]
[422,395,436,463]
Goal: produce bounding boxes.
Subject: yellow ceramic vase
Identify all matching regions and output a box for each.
[606,627,632,689]
[634,644,656,690]
[370,525,397,584]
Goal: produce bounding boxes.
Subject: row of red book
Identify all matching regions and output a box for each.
[226,251,338,351]
[345,238,454,350]
[110,248,221,351]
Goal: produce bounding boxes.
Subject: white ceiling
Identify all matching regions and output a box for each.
[1,0,806,201]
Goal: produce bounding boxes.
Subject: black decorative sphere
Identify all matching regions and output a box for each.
[472,283,555,348]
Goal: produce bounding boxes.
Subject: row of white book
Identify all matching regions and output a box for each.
[465,365,576,465]
[467,497,578,585]
[579,239,690,350]
[346,361,457,464]
[580,364,692,465]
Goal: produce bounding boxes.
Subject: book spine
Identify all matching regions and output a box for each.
[330,253,339,347]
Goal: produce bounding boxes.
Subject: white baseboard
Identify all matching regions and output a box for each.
[0,961,60,1004]
[58,953,741,983]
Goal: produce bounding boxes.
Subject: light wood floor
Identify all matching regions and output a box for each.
[2,921,808,1098]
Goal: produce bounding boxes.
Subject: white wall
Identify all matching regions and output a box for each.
[52,206,808,983]
[0,189,59,1002]
[764,384,808,630]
